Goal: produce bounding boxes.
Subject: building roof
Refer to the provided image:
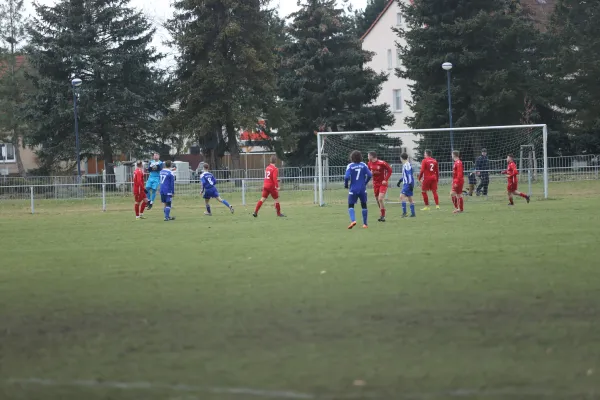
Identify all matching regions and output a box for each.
[0,55,27,79]
[360,0,555,41]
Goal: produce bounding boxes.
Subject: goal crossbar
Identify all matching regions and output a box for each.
[316,124,549,206]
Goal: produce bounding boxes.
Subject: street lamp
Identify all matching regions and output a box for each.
[442,62,454,152]
[71,78,82,178]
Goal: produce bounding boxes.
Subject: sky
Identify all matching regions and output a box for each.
[26,0,369,69]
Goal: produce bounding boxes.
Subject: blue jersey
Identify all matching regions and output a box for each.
[159,169,175,195]
[402,162,414,185]
[200,172,217,190]
[344,162,372,193]
[147,160,164,179]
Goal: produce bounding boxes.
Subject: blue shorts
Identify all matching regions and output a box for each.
[402,183,414,197]
[160,194,172,204]
[146,177,159,191]
[203,188,219,199]
[348,190,368,205]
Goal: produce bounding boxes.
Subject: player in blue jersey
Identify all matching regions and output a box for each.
[146,152,164,210]
[344,150,372,229]
[400,153,416,218]
[200,163,234,216]
[159,160,176,221]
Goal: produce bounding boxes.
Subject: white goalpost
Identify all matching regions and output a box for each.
[316,124,548,206]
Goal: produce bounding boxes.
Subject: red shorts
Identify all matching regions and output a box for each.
[373,184,388,197]
[134,193,146,203]
[507,182,518,192]
[262,186,279,200]
[452,182,464,194]
[421,179,438,192]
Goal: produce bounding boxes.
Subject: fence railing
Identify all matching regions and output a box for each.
[1,154,599,212]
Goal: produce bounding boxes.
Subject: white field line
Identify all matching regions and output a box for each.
[6,378,594,399]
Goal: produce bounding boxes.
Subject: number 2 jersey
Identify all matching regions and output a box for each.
[453,159,464,184]
[419,157,439,182]
[263,164,279,189]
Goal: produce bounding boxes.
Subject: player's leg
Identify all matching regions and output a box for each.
[134,199,140,218]
[253,188,268,217]
[204,198,212,215]
[514,188,530,203]
[347,193,358,229]
[401,193,408,217]
[216,196,234,213]
[450,188,459,212]
[164,199,174,221]
[431,180,440,208]
[458,193,464,212]
[272,190,284,217]
[359,192,368,228]
[408,195,416,217]
[140,197,147,216]
[421,180,430,210]
[377,186,387,221]
[508,190,514,205]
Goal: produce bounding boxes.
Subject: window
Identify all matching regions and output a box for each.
[393,89,402,112]
[396,12,403,26]
[0,143,15,163]
[387,49,392,69]
[396,48,401,67]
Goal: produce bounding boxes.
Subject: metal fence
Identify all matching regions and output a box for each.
[1,154,599,213]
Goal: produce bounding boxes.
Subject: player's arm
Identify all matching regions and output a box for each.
[344,167,351,188]
[383,162,392,185]
[364,165,372,185]
[170,174,175,195]
[272,168,279,189]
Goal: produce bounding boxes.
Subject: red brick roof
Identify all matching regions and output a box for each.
[0,55,26,78]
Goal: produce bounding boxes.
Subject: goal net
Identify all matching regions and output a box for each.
[316,125,548,206]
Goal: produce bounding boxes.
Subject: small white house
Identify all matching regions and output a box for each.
[361,0,418,156]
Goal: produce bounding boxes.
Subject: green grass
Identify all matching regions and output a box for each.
[1,181,600,400]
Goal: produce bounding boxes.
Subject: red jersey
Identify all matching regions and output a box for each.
[419,157,439,182]
[452,159,464,183]
[263,164,279,189]
[503,161,519,185]
[133,168,145,195]
[367,160,393,185]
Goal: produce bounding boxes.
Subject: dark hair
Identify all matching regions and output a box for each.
[424,149,432,157]
[350,150,362,163]
[481,148,487,153]
[165,160,172,168]
[400,153,408,161]
[203,163,209,170]
[270,155,277,164]
[507,154,514,159]
[452,150,460,158]
[136,161,143,167]
[368,151,377,158]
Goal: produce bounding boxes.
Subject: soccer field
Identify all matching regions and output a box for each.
[1,181,600,400]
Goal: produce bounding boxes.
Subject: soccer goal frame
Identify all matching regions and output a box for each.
[316,124,548,206]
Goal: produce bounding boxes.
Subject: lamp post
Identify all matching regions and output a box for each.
[71,78,82,178]
[442,62,454,152]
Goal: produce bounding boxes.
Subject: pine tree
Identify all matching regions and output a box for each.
[396,0,543,161]
[545,0,600,154]
[168,0,277,170]
[280,0,394,166]
[355,0,388,36]
[25,0,164,174]
[0,0,29,176]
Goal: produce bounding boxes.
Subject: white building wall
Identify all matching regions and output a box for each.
[362,0,418,156]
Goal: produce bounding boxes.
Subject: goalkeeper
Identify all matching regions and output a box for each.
[146,152,164,210]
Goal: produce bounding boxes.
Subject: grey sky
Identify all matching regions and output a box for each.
[27,0,368,68]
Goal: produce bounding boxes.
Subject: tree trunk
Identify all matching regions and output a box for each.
[101,131,115,176]
[225,114,241,171]
[12,133,27,177]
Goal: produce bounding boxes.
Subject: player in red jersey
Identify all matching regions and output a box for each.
[451,150,464,214]
[133,160,147,219]
[501,154,531,206]
[418,149,440,211]
[367,151,393,222]
[253,155,285,218]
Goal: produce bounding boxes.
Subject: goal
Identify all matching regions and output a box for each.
[316,125,548,206]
